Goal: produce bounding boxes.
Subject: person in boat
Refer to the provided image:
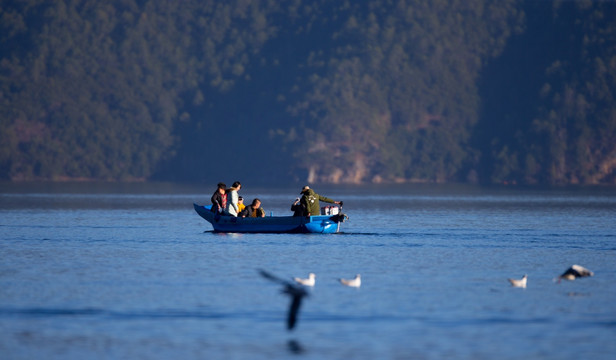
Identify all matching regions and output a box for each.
[224,181,242,217]
[299,185,341,216]
[237,196,246,214]
[291,197,306,217]
[240,198,266,218]
[211,182,227,213]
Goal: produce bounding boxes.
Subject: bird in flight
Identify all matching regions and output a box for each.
[339,274,361,288]
[508,274,528,288]
[555,264,594,283]
[258,269,310,330]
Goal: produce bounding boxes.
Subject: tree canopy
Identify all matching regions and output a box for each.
[1,0,614,184]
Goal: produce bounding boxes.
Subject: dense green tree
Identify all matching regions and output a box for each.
[287,0,523,183]
[0,0,277,180]
[1,0,614,185]
[529,2,616,184]
[483,0,616,185]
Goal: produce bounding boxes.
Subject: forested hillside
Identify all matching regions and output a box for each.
[1,0,615,184]
[477,0,616,185]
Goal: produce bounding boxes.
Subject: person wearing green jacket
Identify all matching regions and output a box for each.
[299,185,341,216]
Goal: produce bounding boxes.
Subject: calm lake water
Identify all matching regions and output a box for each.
[1,182,615,359]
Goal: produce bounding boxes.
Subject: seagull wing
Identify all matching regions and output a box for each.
[571,264,593,277]
[258,269,291,286]
[561,267,577,278]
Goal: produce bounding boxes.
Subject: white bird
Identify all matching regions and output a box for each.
[258,269,309,331]
[339,274,361,288]
[293,273,316,287]
[508,274,528,288]
[556,264,594,283]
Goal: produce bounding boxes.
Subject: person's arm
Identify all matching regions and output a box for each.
[318,195,338,204]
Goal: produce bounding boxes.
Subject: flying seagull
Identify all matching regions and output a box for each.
[293,273,316,287]
[339,274,361,288]
[508,274,528,288]
[556,264,594,283]
[258,269,309,330]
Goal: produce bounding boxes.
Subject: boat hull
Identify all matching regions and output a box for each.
[193,203,344,233]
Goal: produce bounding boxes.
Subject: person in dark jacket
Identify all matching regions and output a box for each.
[299,186,341,216]
[291,197,306,217]
[240,198,266,218]
[211,182,227,213]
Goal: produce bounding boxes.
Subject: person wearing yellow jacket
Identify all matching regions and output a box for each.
[237,196,246,214]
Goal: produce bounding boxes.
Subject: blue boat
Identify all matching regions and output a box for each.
[193,203,347,233]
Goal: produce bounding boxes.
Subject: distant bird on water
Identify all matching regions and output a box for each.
[556,264,594,283]
[293,273,316,287]
[258,269,309,331]
[339,274,361,288]
[508,274,528,288]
